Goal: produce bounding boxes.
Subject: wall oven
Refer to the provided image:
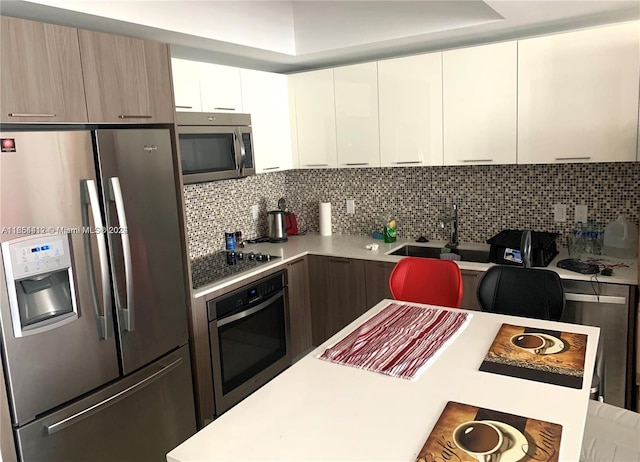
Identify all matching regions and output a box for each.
[177,112,255,183]
[207,271,290,416]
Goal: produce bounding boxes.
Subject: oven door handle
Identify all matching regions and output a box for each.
[217,290,283,327]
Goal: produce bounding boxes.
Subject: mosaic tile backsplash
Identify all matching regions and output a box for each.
[183,163,640,259]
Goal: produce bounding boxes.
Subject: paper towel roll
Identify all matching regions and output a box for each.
[319,202,332,236]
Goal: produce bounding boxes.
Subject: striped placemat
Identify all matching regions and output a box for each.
[318,302,471,380]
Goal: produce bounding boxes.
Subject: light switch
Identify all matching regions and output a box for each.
[251,204,259,220]
[346,199,355,215]
[553,204,567,222]
[575,205,588,223]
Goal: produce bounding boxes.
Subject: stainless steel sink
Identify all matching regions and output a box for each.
[388,245,490,263]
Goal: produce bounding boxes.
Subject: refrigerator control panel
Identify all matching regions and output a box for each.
[4,235,71,278]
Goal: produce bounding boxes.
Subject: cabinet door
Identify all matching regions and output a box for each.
[288,75,300,169]
[241,69,293,173]
[460,270,482,311]
[364,260,396,307]
[334,62,380,168]
[518,22,640,164]
[378,53,443,167]
[443,42,517,165]
[171,58,202,112]
[1,16,87,123]
[287,258,312,360]
[200,63,243,113]
[308,256,367,346]
[78,30,174,123]
[293,69,338,169]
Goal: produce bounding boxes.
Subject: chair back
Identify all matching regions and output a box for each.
[388,257,463,307]
[477,265,564,320]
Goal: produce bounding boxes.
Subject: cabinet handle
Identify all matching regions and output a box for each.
[305,164,329,167]
[564,293,626,304]
[462,159,493,163]
[175,105,193,109]
[555,156,591,161]
[391,161,421,165]
[328,258,351,264]
[118,115,152,119]
[263,166,280,171]
[8,112,56,117]
[345,163,369,166]
[214,107,236,111]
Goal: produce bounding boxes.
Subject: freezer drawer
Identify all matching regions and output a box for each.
[15,345,196,462]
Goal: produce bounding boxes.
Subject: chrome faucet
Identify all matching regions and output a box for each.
[439,203,459,249]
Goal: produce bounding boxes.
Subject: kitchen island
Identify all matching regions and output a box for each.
[168,299,600,462]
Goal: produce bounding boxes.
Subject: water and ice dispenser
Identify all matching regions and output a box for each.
[1,234,78,337]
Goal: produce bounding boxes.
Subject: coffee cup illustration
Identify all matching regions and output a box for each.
[452,421,504,462]
[510,333,547,354]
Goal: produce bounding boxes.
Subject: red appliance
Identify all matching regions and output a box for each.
[285,213,298,235]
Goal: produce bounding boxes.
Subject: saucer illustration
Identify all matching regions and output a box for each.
[535,333,565,355]
[482,420,528,462]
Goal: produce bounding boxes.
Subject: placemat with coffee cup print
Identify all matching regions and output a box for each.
[479,324,588,389]
[416,401,562,462]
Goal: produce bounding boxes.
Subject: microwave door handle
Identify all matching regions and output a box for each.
[108,177,135,332]
[81,180,112,339]
[238,129,246,177]
[233,128,244,177]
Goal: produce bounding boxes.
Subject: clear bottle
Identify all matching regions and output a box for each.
[584,220,594,254]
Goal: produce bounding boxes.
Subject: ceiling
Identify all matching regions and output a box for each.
[1,0,639,72]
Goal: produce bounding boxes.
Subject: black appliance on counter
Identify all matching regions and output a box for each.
[190,250,281,289]
[487,230,559,267]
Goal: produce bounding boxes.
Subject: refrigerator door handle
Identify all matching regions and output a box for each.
[44,357,183,435]
[81,180,112,339]
[108,177,135,331]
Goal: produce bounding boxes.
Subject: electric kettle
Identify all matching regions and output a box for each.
[267,210,288,243]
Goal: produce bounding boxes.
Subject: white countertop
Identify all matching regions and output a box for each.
[167,299,600,462]
[192,234,638,298]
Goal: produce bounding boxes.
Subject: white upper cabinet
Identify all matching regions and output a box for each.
[292,69,338,169]
[288,76,300,169]
[199,63,243,113]
[518,22,640,164]
[240,69,293,173]
[378,52,443,167]
[171,58,202,112]
[171,60,243,113]
[334,62,380,168]
[443,41,517,165]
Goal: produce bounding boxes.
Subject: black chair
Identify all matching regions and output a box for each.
[477,265,604,400]
[477,265,565,320]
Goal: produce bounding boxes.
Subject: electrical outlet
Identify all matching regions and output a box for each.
[251,204,259,220]
[346,199,355,215]
[553,204,567,222]
[575,205,588,223]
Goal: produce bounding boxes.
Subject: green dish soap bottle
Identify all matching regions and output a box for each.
[384,218,397,243]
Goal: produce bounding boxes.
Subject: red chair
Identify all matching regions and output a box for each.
[388,257,463,307]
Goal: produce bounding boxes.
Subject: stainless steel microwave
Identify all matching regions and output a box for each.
[177,112,255,183]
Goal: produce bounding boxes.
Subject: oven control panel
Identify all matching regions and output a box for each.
[208,271,285,321]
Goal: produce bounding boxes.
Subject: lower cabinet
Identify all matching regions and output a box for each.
[460,270,483,311]
[308,255,367,346]
[364,260,396,307]
[286,258,313,360]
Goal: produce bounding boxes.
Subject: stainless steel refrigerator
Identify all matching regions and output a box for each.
[0,127,196,461]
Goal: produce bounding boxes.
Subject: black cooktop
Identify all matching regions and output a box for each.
[191,250,281,289]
